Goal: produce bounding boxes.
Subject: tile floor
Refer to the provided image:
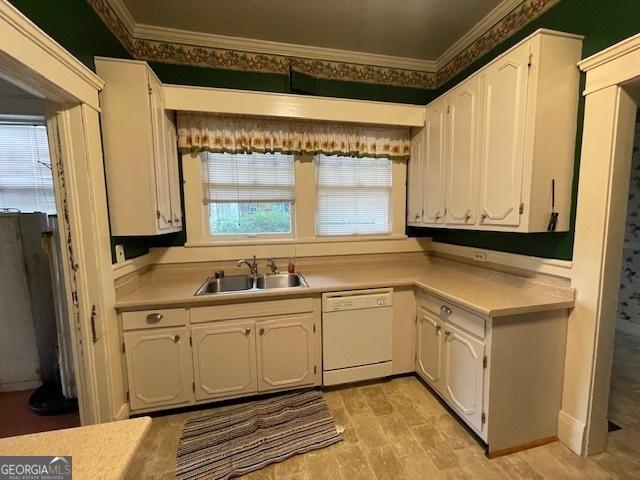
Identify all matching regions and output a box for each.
[127,331,640,479]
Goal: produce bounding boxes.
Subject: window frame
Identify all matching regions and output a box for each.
[182,152,408,246]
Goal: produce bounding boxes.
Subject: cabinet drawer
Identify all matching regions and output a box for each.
[122,308,186,331]
[417,292,485,339]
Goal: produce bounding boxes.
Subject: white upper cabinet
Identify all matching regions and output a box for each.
[446,76,480,226]
[407,127,425,224]
[478,43,529,228]
[95,58,182,236]
[421,97,447,225]
[408,29,582,233]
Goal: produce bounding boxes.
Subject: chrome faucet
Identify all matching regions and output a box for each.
[266,258,279,275]
[237,255,258,276]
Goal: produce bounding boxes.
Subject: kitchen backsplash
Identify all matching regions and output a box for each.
[617,114,640,335]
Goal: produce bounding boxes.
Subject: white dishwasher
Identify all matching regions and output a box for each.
[322,288,393,386]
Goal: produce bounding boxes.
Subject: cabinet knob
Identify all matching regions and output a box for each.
[146,313,163,324]
[244,327,251,336]
[173,334,180,343]
[435,325,441,333]
[440,305,452,315]
[480,213,487,221]
[259,328,265,336]
[444,331,451,336]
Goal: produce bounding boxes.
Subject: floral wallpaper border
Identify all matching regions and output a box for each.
[88,0,560,89]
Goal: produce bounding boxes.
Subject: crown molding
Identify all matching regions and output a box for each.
[435,0,524,69]
[93,0,561,90]
[135,23,437,73]
[578,31,640,72]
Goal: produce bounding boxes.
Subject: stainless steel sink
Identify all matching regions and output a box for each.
[195,275,253,295]
[256,273,307,289]
[195,273,307,296]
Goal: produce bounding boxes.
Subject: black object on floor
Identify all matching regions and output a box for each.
[608,420,622,432]
[28,379,78,416]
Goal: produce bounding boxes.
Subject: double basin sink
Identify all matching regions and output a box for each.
[195,273,308,296]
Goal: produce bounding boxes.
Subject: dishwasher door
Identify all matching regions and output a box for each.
[322,289,393,386]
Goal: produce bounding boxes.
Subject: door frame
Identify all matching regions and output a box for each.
[0,1,126,424]
[560,33,640,455]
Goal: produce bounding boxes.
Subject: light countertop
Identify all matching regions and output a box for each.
[0,417,151,480]
[115,257,574,317]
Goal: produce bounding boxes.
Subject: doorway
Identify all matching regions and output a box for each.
[609,112,640,435]
[0,78,80,437]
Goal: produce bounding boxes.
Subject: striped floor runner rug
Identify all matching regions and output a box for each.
[176,389,342,480]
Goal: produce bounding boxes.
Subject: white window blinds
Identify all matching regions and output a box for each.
[0,123,55,214]
[201,152,295,203]
[315,155,392,236]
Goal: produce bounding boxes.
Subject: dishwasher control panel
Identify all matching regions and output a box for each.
[323,288,393,312]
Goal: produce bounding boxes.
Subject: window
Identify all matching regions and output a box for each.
[315,155,392,236]
[0,122,55,214]
[202,152,295,237]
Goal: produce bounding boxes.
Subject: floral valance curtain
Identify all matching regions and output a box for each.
[177,113,411,160]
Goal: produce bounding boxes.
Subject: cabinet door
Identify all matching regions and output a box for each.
[191,321,257,401]
[407,127,425,224]
[446,77,479,226]
[443,322,485,432]
[124,327,193,411]
[422,98,447,225]
[416,310,444,394]
[147,71,172,231]
[164,111,182,229]
[478,43,530,227]
[256,314,315,392]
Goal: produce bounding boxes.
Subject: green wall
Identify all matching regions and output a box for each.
[410,0,640,260]
[11,0,640,261]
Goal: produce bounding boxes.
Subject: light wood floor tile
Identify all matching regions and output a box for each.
[127,331,640,480]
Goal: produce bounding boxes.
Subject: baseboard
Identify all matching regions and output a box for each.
[557,410,585,455]
[0,380,42,392]
[616,318,640,337]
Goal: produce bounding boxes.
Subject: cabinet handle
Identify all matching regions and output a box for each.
[435,325,441,333]
[444,331,451,336]
[440,305,452,315]
[480,212,487,221]
[146,313,163,324]
[173,334,180,343]
[259,328,265,336]
[244,327,251,336]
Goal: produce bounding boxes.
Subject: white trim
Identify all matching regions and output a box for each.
[136,23,437,73]
[0,0,104,109]
[579,32,640,95]
[557,410,586,454]
[616,318,640,337]
[163,84,426,126]
[429,242,573,279]
[185,235,409,248]
[112,252,154,280]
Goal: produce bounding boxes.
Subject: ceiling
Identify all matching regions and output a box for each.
[121,0,504,61]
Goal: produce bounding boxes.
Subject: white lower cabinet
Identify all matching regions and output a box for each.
[123,327,194,411]
[257,314,315,392]
[122,299,320,413]
[442,323,485,433]
[416,310,444,394]
[192,321,257,401]
[416,307,485,435]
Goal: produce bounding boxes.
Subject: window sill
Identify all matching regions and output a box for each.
[185,234,409,248]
